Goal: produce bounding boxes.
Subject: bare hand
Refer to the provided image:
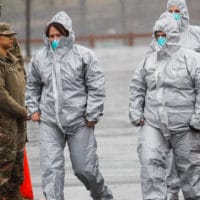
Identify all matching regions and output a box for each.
[31,112,41,122]
[138,118,145,126]
[86,120,97,128]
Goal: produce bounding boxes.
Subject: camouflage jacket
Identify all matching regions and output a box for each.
[0,52,26,119]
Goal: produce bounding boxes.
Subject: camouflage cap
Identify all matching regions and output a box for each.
[0,23,17,36]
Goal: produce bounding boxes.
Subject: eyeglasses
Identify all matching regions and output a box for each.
[48,33,62,39]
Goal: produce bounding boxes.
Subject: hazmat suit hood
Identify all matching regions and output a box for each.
[26,11,105,133]
[167,0,189,31]
[43,11,75,49]
[152,12,180,56]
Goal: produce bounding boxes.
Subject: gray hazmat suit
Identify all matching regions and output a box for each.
[149,0,200,53]
[129,13,200,200]
[148,1,200,199]
[166,0,200,198]
[26,11,113,200]
[167,0,200,52]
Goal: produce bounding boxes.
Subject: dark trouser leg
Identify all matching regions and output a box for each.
[7,120,26,200]
[0,117,18,198]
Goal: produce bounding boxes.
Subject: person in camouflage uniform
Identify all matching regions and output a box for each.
[9,37,24,66]
[0,23,28,200]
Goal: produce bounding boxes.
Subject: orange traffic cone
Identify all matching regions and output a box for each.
[20,147,34,200]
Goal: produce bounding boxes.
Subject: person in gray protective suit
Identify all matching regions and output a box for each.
[167,0,200,52]
[149,0,200,53]
[25,11,113,200]
[129,13,200,200]
[148,1,200,199]
[166,0,200,199]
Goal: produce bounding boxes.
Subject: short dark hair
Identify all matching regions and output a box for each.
[45,22,69,37]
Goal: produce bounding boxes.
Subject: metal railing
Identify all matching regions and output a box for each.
[19,32,152,48]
